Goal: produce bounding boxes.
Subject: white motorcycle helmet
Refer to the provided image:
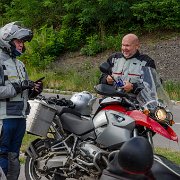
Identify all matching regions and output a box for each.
[70,91,96,116]
[0,21,33,56]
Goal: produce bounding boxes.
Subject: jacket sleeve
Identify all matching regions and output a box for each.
[143,55,156,69]
[0,83,17,99]
[131,54,156,94]
[131,54,157,94]
[0,63,17,99]
[98,53,117,84]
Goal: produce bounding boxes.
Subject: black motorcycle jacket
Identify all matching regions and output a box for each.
[99,51,156,94]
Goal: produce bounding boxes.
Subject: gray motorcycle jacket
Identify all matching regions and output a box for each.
[0,49,29,119]
[99,51,156,94]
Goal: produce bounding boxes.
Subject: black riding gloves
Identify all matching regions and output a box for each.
[28,81,43,99]
[12,80,35,94]
[21,80,35,90]
[12,79,43,98]
[34,81,43,93]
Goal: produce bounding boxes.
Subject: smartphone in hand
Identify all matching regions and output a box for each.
[35,77,45,83]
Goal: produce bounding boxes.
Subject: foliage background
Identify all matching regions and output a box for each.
[0,0,180,99]
[1,0,179,67]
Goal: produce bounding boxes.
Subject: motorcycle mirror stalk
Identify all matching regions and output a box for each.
[99,62,124,87]
[99,62,118,83]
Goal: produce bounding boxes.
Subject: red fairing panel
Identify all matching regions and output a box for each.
[102,104,127,113]
[127,110,178,142]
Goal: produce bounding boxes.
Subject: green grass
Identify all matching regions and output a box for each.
[21,133,38,154]
[28,63,101,93]
[27,64,180,101]
[164,81,180,101]
[155,147,180,165]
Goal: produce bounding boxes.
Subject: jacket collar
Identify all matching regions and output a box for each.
[123,50,140,60]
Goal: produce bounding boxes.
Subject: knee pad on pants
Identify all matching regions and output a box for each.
[6,152,20,180]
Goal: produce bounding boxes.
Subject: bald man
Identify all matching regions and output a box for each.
[99,33,156,94]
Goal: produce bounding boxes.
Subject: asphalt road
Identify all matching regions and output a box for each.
[153,104,180,151]
[18,92,180,180]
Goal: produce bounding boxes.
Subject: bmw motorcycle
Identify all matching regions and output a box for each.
[24,64,178,180]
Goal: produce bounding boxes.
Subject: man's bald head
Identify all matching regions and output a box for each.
[122,34,139,45]
[121,33,140,58]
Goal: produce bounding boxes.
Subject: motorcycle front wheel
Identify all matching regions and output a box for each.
[25,139,66,180]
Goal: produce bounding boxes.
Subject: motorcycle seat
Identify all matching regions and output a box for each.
[100,169,148,180]
[100,169,128,180]
[152,154,180,179]
[60,107,94,135]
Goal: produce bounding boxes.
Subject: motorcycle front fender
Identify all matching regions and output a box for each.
[127,110,178,142]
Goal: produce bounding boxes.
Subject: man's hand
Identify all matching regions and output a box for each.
[122,81,133,92]
[106,75,114,85]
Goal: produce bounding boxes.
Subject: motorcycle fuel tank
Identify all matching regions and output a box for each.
[93,110,135,149]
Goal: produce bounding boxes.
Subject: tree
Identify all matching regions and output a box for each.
[63,0,135,39]
[4,0,65,29]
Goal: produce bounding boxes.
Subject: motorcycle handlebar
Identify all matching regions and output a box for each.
[56,98,74,107]
[48,97,74,107]
[95,84,129,98]
[36,95,74,107]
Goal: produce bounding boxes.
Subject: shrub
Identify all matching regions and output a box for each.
[131,0,180,31]
[80,34,106,56]
[58,26,85,51]
[21,25,65,69]
[104,34,123,51]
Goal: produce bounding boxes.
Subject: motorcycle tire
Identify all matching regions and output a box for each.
[25,139,66,180]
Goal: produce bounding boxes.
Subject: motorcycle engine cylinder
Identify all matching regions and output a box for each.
[80,143,105,159]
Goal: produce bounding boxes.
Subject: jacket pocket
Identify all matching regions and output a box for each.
[6,101,24,116]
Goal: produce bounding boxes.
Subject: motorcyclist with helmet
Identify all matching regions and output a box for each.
[0,22,43,179]
[99,33,156,94]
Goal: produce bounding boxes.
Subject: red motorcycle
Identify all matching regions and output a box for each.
[94,63,178,148]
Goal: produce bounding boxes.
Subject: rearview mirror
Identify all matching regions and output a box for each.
[99,62,111,75]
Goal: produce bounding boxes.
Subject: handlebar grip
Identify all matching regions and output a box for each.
[47,97,57,104]
[56,98,74,107]
[45,97,74,107]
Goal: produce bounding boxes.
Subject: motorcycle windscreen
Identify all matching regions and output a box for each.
[136,67,173,112]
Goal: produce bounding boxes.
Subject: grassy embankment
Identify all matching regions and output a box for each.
[27,62,180,100]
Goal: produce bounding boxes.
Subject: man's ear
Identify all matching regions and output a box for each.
[136,43,140,50]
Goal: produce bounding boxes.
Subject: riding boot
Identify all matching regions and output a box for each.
[6,152,20,180]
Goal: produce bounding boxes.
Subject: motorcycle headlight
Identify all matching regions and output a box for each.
[155,108,167,123]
